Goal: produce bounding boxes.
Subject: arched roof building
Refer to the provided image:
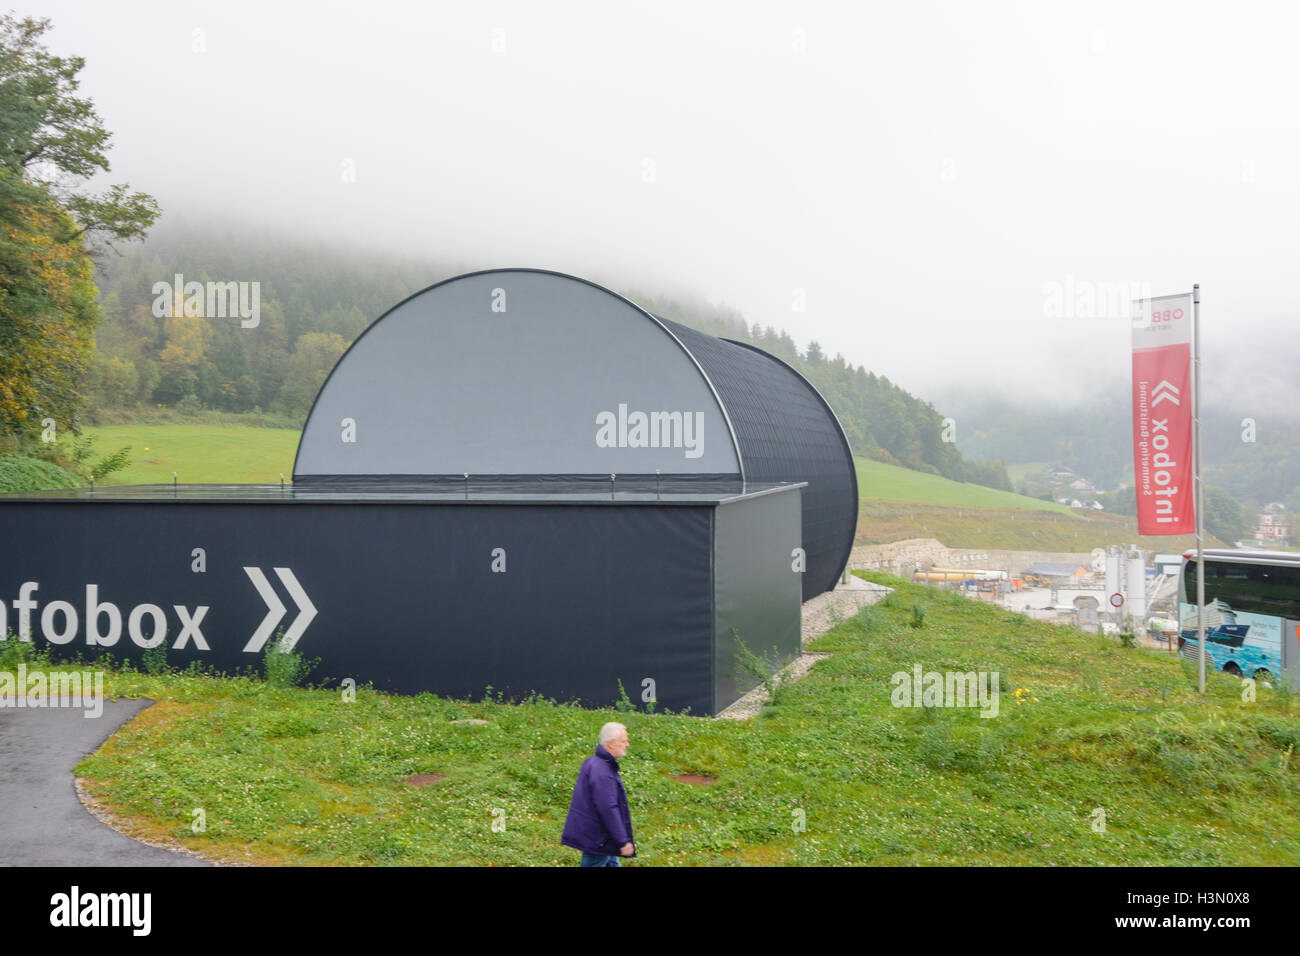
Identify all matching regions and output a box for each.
[294,269,858,598]
[2,269,862,714]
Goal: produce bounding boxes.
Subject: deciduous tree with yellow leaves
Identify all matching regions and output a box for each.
[0,13,159,447]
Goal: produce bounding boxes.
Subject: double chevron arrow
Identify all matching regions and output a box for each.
[243,567,318,652]
[1151,380,1181,406]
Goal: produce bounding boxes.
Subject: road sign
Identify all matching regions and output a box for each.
[1110,592,1125,608]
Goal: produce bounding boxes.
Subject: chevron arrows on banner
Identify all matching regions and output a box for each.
[1151,380,1181,406]
[243,566,318,652]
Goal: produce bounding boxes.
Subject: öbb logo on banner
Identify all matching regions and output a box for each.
[1131,291,1196,536]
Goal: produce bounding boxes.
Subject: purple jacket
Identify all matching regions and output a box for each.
[560,745,636,857]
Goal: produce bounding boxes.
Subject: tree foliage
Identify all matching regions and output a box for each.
[1203,485,1249,545]
[0,14,158,445]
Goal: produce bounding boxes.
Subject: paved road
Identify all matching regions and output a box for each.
[0,697,207,866]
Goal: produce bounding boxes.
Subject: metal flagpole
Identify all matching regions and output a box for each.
[1193,283,1205,694]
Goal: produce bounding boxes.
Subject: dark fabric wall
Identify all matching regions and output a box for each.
[712,488,804,711]
[0,501,718,713]
[658,318,858,599]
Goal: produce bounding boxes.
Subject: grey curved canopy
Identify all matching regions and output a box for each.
[293,269,858,597]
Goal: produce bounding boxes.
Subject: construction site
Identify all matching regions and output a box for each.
[853,539,1184,644]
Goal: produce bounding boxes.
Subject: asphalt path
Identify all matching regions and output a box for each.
[0,697,207,866]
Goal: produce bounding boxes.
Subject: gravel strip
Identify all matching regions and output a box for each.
[75,777,228,865]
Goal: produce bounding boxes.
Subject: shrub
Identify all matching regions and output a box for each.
[0,454,81,493]
[263,632,320,688]
[734,632,798,706]
[614,678,635,713]
[142,643,169,676]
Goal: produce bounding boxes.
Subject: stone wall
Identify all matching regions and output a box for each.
[848,538,1099,577]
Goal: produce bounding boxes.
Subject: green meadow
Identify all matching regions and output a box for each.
[6,426,1170,552]
[855,458,1070,513]
[34,572,1300,866]
[83,425,300,486]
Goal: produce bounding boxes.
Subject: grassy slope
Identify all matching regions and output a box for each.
[84,425,300,485]
[855,501,1217,553]
[43,423,1206,552]
[853,458,1215,552]
[56,425,1196,553]
[56,424,1208,554]
[72,432,1077,506]
[855,458,1071,513]
[61,572,1300,866]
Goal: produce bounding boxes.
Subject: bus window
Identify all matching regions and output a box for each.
[1183,560,1300,618]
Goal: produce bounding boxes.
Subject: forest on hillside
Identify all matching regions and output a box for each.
[950,392,1300,518]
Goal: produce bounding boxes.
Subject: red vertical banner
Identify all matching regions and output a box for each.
[1131,292,1195,534]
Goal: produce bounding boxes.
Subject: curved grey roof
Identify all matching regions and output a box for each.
[293,269,858,597]
[656,319,859,599]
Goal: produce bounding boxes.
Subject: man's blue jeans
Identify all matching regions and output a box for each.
[580,852,622,867]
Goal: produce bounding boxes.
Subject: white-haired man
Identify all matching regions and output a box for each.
[560,722,636,866]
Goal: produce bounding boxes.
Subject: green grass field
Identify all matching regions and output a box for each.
[83,425,300,485]
[69,427,1073,514]
[61,425,1157,552]
[35,572,1300,866]
[47,425,1176,553]
[855,458,1070,514]
[851,458,1212,551]
[854,500,1214,553]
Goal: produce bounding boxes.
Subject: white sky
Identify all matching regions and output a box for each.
[25,0,1300,412]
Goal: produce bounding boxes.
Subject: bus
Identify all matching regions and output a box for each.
[1178,548,1300,682]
